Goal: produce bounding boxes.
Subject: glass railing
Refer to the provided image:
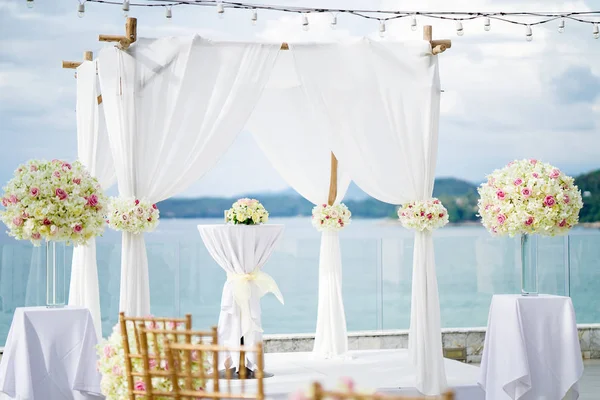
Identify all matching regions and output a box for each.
[1,218,599,346]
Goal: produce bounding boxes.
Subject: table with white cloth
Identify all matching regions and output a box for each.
[0,306,103,400]
[198,224,284,372]
[478,295,584,400]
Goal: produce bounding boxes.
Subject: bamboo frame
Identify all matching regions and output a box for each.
[310,382,455,400]
[327,153,338,206]
[99,17,137,49]
[62,51,102,104]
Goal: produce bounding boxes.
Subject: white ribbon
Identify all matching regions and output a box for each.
[227,269,284,337]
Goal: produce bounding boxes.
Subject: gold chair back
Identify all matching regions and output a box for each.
[310,382,455,400]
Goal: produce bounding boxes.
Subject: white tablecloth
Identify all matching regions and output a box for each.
[478,295,583,400]
[198,224,284,370]
[0,306,103,400]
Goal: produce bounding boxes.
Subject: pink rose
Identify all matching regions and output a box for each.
[433,199,440,204]
[530,159,538,165]
[147,217,152,222]
[149,358,158,369]
[103,345,113,358]
[53,171,61,178]
[544,195,556,207]
[134,381,146,392]
[135,199,140,206]
[43,218,51,226]
[30,165,38,172]
[9,195,18,204]
[73,224,83,233]
[87,194,99,207]
[521,188,532,198]
[12,217,23,226]
[525,216,534,226]
[30,187,39,197]
[325,215,330,219]
[73,178,81,185]
[32,232,41,240]
[439,213,444,218]
[507,161,515,167]
[322,203,327,207]
[496,190,506,200]
[559,219,567,228]
[61,163,72,171]
[497,214,507,225]
[564,195,570,204]
[166,321,176,330]
[112,365,122,376]
[22,212,29,218]
[1,198,8,207]
[513,178,523,186]
[152,204,157,210]
[549,169,560,179]
[427,213,433,220]
[160,359,169,370]
[55,188,68,200]
[340,377,355,391]
[408,204,413,208]
[532,173,539,178]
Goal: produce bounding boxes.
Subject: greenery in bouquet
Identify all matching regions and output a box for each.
[97,321,208,399]
[0,159,107,246]
[477,159,583,237]
[397,198,449,231]
[106,197,159,234]
[225,198,268,225]
[311,203,351,231]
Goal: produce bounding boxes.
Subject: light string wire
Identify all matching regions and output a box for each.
[83,0,600,25]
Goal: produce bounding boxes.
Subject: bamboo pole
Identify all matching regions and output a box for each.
[327,152,338,206]
[99,17,137,49]
[62,51,103,105]
[424,25,452,55]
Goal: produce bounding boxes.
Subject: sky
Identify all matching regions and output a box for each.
[1,0,600,197]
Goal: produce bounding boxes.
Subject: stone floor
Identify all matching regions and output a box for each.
[577,360,600,400]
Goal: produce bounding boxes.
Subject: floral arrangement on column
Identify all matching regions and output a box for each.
[225,198,269,225]
[106,197,160,234]
[96,321,208,399]
[397,198,449,231]
[0,159,107,246]
[477,159,583,236]
[311,203,351,231]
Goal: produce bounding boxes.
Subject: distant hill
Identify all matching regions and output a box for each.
[574,170,600,222]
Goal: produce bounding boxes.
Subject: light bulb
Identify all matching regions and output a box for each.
[593,23,599,39]
[526,25,533,41]
[122,0,129,17]
[379,20,386,38]
[330,14,337,29]
[165,6,172,20]
[251,9,257,25]
[26,0,33,8]
[456,21,464,36]
[217,2,224,19]
[411,15,417,31]
[77,2,85,18]
[558,18,565,33]
[302,14,309,31]
[484,17,491,31]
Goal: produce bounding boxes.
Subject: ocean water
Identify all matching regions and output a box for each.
[0,218,599,344]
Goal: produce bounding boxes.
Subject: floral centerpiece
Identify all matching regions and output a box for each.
[477,159,582,237]
[97,321,208,399]
[397,198,449,231]
[106,197,159,234]
[311,203,351,231]
[225,198,268,225]
[0,159,107,246]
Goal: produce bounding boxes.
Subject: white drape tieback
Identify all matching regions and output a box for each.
[226,269,284,337]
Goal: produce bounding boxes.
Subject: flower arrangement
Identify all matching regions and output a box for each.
[0,159,107,246]
[225,198,268,225]
[397,198,449,231]
[311,203,351,231]
[97,321,208,399]
[106,197,159,234]
[289,378,374,400]
[478,159,583,237]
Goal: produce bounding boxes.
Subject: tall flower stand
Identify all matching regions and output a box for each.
[198,224,284,377]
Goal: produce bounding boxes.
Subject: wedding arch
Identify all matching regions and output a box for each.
[63,18,452,395]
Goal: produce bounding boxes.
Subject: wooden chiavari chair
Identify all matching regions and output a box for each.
[141,340,265,400]
[310,382,455,400]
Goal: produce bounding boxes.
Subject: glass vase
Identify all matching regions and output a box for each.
[520,234,538,296]
[46,241,66,307]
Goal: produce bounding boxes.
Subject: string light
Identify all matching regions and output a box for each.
[526,25,533,41]
[251,8,257,25]
[302,13,309,31]
[216,1,224,18]
[122,0,129,17]
[484,17,491,31]
[330,14,337,29]
[558,18,565,33]
[411,14,417,31]
[456,21,464,36]
[77,2,85,18]
[594,23,599,39]
[165,5,172,20]
[26,0,33,8]
[379,19,386,38]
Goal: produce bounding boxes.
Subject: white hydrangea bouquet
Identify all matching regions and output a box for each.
[477,159,583,236]
[0,159,107,246]
[311,203,351,231]
[225,198,268,225]
[397,198,449,231]
[106,197,159,234]
[97,321,208,399]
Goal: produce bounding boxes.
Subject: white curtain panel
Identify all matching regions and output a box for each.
[247,66,351,358]
[70,61,116,340]
[97,37,280,316]
[291,39,446,395]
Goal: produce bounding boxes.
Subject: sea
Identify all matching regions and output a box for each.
[0,217,599,345]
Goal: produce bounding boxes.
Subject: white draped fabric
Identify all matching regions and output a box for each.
[248,56,351,357]
[97,37,280,316]
[291,40,446,394]
[197,225,284,370]
[70,61,115,340]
